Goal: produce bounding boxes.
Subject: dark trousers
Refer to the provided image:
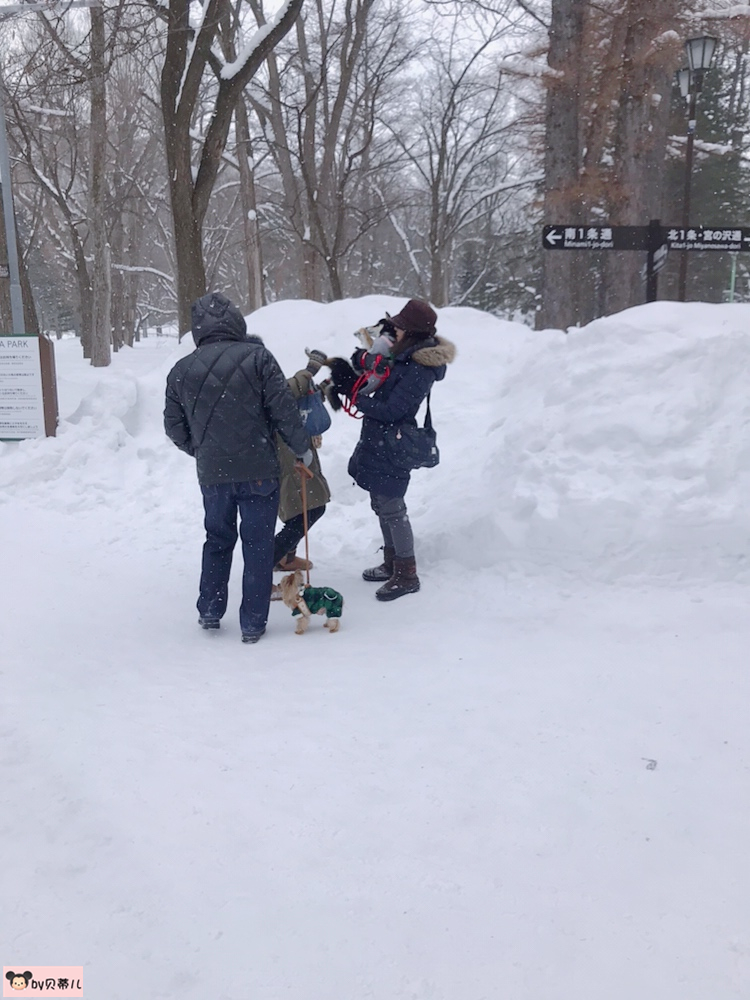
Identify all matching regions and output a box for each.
[198,479,279,635]
[273,504,327,566]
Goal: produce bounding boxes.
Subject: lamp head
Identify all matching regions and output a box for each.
[685,36,717,73]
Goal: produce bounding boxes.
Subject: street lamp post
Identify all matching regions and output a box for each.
[677,35,718,302]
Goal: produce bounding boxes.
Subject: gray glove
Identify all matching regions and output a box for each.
[296,448,314,467]
[305,348,328,375]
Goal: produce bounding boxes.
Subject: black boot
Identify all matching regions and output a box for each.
[362,545,395,582]
[375,556,420,601]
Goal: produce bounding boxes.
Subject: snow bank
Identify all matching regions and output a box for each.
[2,298,749,583]
[483,303,750,581]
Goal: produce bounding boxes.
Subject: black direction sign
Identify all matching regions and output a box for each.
[544,224,750,252]
[543,225,650,250]
[663,226,750,251]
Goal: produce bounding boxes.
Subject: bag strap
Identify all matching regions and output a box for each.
[422,391,433,431]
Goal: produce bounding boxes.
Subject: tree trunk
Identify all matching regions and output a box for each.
[20,245,39,335]
[604,5,675,315]
[163,108,207,336]
[89,3,111,367]
[235,99,265,312]
[296,11,325,299]
[0,197,39,336]
[123,215,140,347]
[73,231,93,359]
[0,186,13,333]
[250,18,310,299]
[538,0,586,330]
[110,218,125,352]
[160,0,303,335]
[429,201,449,307]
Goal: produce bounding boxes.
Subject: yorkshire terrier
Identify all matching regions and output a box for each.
[278,570,343,634]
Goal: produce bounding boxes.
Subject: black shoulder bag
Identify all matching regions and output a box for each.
[384,392,440,471]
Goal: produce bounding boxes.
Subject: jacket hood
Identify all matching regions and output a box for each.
[411,335,456,369]
[191,292,247,346]
[395,335,455,383]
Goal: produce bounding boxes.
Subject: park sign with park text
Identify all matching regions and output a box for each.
[0,335,46,439]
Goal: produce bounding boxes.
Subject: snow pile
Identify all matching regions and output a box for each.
[2,297,749,583]
[486,302,750,580]
[3,298,750,1000]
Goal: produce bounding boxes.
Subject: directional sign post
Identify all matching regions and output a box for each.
[543,225,651,251]
[543,220,750,303]
[542,221,663,302]
[662,226,750,252]
[644,219,661,304]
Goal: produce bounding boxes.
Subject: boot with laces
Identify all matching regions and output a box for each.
[362,546,395,582]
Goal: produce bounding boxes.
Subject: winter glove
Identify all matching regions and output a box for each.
[296,448,314,468]
[295,461,314,481]
[329,357,358,398]
[319,377,343,412]
[305,348,328,375]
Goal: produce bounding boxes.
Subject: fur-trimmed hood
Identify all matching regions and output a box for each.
[411,335,456,369]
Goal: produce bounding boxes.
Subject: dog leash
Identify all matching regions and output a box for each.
[297,463,314,587]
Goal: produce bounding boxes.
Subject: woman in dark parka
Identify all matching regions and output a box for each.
[329,299,456,601]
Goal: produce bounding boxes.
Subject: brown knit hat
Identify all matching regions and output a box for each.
[389,299,437,337]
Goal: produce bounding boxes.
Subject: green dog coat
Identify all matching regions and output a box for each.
[292,585,343,619]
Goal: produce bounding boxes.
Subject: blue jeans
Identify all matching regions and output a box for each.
[198,479,279,635]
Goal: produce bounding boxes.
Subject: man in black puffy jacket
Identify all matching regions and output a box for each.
[164,292,311,643]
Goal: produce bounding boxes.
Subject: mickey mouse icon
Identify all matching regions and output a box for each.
[5,972,32,991]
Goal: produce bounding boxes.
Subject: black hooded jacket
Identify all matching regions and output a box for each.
[164,293,309,486]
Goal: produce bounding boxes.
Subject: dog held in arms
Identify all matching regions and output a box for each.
[278,571,344,634]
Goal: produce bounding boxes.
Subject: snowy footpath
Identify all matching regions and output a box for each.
[1,298,749,999]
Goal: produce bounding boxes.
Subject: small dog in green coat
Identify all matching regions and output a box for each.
[279,570,343,634]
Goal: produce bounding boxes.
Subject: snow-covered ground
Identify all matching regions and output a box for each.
[2,298,749,999]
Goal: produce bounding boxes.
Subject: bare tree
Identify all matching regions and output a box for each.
[383,17,528,306]
[249,0,410,301]
[7,12,176,352]
[5,33,95,349]
[107,56,171,348]
[5,0,165,363]
[34,0,140,365]
[153,0,304,333]
[234,99,265,310]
